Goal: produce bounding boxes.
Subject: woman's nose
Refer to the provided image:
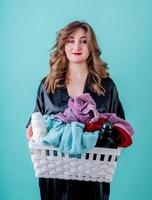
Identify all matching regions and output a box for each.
[73,41,81,51]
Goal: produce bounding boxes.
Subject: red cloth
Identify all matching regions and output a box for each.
[84,117,133,148]
[83,118,107,132]
[112,124,132,148]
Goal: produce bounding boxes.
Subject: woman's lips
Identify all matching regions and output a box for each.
[72,53,82,55]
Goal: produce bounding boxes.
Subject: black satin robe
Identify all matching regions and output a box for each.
[26,74,125,200]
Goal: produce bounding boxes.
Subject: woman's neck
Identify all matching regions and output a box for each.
[66,62,89,79]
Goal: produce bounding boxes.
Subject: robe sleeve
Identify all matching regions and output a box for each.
[25,80,45,128]
[109,83,125,120]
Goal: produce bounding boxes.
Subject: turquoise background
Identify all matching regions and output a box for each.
[0,0,151,199]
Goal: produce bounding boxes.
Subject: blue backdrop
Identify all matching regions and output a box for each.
[1,0,151,199]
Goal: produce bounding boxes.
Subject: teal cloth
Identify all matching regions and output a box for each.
[41,115,99,155]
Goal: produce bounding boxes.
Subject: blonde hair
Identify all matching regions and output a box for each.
[44,20,109,95]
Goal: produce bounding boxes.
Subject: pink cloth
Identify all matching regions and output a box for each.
[54,93,99,123]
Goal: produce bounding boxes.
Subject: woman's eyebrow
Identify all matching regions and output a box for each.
[69,36,87,39]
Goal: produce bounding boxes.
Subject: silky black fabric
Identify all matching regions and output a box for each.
[39,178,110,200]
[26,74,125,200]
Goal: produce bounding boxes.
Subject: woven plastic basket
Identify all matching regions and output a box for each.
[29,141,121,182]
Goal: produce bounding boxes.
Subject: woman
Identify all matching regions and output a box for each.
[26,20,125,200]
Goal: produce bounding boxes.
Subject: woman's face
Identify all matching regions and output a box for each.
[64,28,90,64]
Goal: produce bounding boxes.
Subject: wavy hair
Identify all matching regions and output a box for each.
[44,20,109,95]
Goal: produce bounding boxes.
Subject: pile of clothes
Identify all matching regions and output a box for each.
[32,93,134,155]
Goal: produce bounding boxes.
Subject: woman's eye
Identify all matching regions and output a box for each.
[67,40,74,43]
[67,39,87,44]
[81,40,87,44]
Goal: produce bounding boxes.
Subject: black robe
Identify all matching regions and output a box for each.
[26,74,125,200]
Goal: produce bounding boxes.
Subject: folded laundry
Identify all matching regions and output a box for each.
[54,93,99,123]
[41,115,99,155]
[53,93,134,148]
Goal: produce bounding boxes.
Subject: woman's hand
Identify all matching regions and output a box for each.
[26,124,33,140]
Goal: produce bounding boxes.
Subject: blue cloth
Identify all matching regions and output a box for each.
[43,114,61,130]
[41,115,99,155]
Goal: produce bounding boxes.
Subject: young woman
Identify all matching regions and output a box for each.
[26,20,125,200]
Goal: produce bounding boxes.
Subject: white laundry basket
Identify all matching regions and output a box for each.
[29,141,121,182]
